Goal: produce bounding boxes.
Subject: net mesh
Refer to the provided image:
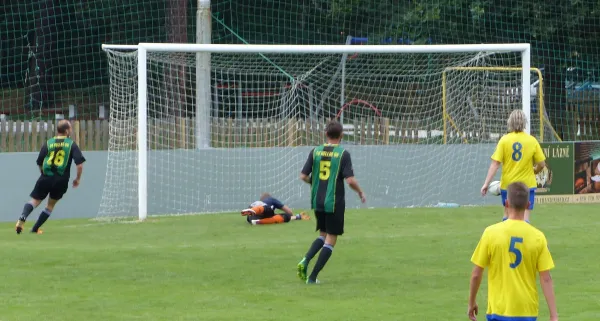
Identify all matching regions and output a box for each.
[2,0,598,216]
[99,48,544,218]
[1,0,599,146]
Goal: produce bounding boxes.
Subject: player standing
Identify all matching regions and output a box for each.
[297,120,366,284]
[481,110,546,222]
[16,120,86,234]
[468,182,558,321]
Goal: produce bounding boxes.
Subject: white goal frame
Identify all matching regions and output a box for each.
[101,43,531,221]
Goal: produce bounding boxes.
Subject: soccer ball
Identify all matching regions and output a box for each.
[488,181,501,196]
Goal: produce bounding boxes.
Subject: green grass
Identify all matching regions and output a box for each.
[0,205,598,321]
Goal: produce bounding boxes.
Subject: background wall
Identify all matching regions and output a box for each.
[0,145,501,222]
[0,151,108,222]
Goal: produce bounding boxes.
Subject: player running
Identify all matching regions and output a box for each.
[241,193,309,225]
[15,120,86,234]
[297,120,366,284]
[481,109,546,222]
[468,182,558,321]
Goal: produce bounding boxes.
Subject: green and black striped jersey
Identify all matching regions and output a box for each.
[301,144,354,213]
[37,136,86,177]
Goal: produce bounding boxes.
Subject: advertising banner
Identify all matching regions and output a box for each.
[535,141,600,204]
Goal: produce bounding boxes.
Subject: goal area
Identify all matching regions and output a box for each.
[99,43,554,221]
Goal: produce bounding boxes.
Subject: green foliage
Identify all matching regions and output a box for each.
[1,0,600,140]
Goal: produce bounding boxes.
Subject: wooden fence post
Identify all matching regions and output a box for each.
[382,117,390,145]
[7,120,14,152]
[287,118,297,147]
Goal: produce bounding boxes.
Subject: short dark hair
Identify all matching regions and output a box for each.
[507,182,529,210]
[57,120,71,135]
[325,120,343,139]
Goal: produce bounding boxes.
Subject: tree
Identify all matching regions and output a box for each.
[27,0,59,112]
[165,0,188,117]
[395,0,600,139]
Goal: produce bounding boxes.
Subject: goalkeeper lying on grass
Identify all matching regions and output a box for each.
[241,193,309,225]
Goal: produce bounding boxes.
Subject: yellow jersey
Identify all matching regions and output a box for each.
[471,220,555,320]
[491,132,546,189]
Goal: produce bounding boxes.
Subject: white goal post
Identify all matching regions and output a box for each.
[101,43,531,221]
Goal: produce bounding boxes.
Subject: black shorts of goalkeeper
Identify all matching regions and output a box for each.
[245,203,276,223]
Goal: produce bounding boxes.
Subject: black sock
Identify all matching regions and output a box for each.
[309,244,334,281]
[19,203,35,222]
[32,209,51,232]
[304,236,325,263]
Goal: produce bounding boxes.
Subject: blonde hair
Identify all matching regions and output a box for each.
[507,110,527,133]
[260,193,271,201]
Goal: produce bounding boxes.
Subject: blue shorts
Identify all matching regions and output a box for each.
[487,315,537,321]
[500,188,536,210]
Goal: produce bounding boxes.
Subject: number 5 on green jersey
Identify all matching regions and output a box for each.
[319,161,331,180]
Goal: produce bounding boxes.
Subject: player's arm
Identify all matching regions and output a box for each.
[271,198,294,215]
[280,205,294,216]
[533,161,546,175]
[538,236,558,321]
[71,143,86,186]
[539,270,558,321]
[468,229,490,320]
[299,149,314,185]
[36,143,48,174]
[468,265,484,318]
[533,139,547,174]
[482,140,503,194]
[483,160,501,186]
[341,151,365,202]
[484,139,503,187]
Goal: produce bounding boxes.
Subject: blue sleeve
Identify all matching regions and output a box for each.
[271,198,284,209]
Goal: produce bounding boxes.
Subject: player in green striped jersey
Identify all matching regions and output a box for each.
[297,120,366,284]
[16,120,86,234]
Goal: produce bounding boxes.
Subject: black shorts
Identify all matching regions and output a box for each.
[30,175,69,201]
[315,209,344,236]
[246,206,276,223]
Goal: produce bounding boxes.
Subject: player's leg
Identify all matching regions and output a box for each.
[297,211,326,281]
[31,179,68,234]
[290,212,310,221]
[246,214,260,224]
[500,189,509,221]
[241,205,266,216]
[252,213,309,225]
[307,209,343,283]
[31,198,58,234]
[17,176,50,234]
[524,188,535,223]
[252,214,286,225]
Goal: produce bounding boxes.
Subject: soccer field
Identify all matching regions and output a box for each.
[0,204,597,321]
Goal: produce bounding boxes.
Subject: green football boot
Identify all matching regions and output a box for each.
[297,258,308,281]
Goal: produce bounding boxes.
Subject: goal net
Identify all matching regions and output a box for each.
[99,43,548,220]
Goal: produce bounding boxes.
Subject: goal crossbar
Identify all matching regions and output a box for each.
[102,43,531,54]
[101,43,532,221]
